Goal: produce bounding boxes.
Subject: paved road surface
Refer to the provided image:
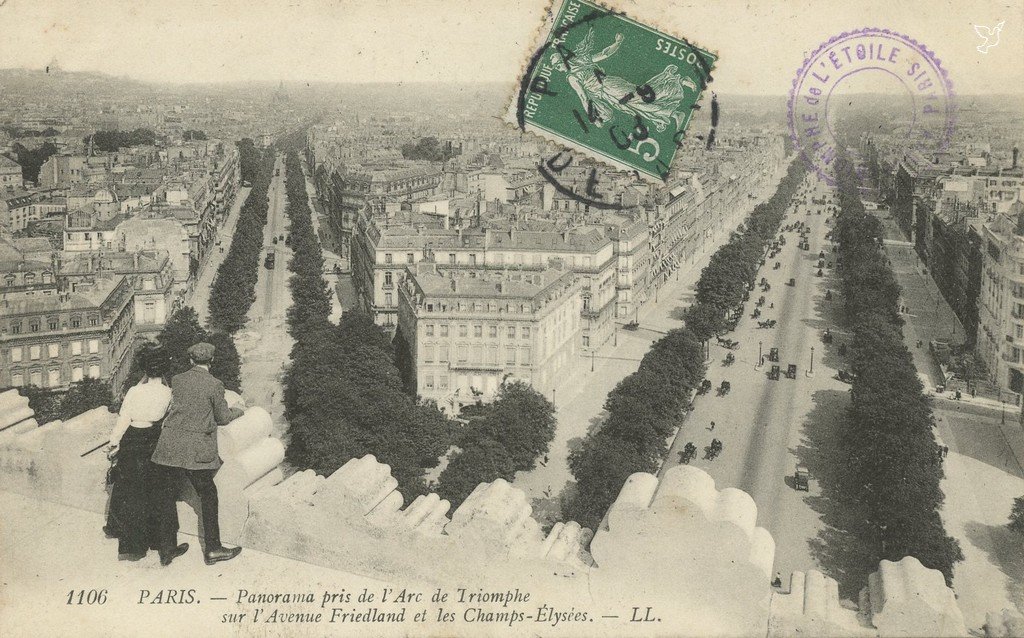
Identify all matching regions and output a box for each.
[185,185,252,324]
[661,174,842,584]
[235,154,294,438]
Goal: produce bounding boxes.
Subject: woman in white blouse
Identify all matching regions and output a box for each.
[104,348,173,561]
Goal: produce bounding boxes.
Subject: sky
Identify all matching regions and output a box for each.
[0,0,1021,94]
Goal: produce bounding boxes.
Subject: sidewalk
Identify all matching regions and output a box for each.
[186,185,252,326]
[512,158,795,523]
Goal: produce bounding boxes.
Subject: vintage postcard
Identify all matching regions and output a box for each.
[0,0,1022,637]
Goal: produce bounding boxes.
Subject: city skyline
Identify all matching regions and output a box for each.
[0,0,1020,94]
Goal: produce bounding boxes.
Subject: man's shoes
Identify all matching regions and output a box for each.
[204,546,242,566]
[118,551,146,562]
[159,543,189,566]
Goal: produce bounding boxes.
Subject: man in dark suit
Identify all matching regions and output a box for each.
[152,342,245,566]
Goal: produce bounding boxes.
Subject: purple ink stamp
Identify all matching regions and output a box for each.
[788,28,956,184]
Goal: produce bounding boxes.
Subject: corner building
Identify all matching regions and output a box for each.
[397,263,581,414]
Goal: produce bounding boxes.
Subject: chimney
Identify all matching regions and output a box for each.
[1013,146,1019,169]
[133,251,140,269]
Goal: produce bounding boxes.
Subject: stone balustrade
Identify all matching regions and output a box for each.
[0,390,1019,636]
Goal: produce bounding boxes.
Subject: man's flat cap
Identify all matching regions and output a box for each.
[188,342,215,363]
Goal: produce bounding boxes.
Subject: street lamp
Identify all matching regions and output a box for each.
[808,346,815,377]
[757,341,763,369]
[591,349,595,372]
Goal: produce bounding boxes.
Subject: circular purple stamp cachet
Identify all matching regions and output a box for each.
[788,28,956,184]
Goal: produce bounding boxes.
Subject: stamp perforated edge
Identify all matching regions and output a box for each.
[502,0,721,183]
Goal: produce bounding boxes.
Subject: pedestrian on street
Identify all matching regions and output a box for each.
[151,342,246,566]
[709,421,715,432]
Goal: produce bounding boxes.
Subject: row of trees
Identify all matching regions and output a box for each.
[832,150,962,585]
[236,138,263,184]
[400,136,459,163]
[562,155,805,531]
[84,128,158,151]
[207,147,275,334]
[273,136,454,499]
[564,328,707,529]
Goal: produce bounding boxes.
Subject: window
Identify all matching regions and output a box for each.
[459,324,468,337]
[11,373,23,387]
[448,253,456,264]
[88,339,100,354]
[583,335,590,347]
[47,343,59,358]
[89,316,98,326]
[71,341,82,356]
[384,293,393,307]
[508,326,516,338]
[72,367,83,382]
[488,346,498,364]
[48,318,59,330]
[472,345,483,363]
[424,375,435,390]
[522,327,531,339]
[425,324,434,336]
[30,345,41,360]
[10,323,20,334]
[457,345,468,363]
[48,369,60,387]
[385,253,393,264]
[489,325,498,338]
[71,316,81,328]
[384,271,393,286]
[438,375,449,390]
[88,364,100,379]
[505,347,517,365]
[469,254,477,266]
[30,370,42,386]
[10,347,22,363]
[406,253,414,264]
[521,347,532,365]
[440,324,449,337]
[424,345,435,362]
[439,344,450,362]
[30,320,40,332]
[474,325,482,338]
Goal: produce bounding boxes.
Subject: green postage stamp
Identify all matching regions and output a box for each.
[508,0,717,182]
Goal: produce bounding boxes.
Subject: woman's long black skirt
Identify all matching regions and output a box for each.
[106,424,163,556]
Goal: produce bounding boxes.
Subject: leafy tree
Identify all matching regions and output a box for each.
[1010,496,1024,538]
[400,136,459,162]
[59,378,113,420]
[564,431,654,530]
[475,381,556,472]
[207,330,242,393]
[10,141,57,183]
[156,306,207,374]
[183,130,208,141]
[17,385,63,425]
[85,128,157,152]
[684,302,725,342]
[436,433,516,509]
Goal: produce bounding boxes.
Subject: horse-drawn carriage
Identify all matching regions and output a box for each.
[769,365,781,381]
[716,336,739,350]
[837,369,855,383]
[680,442,698,464]
[723,353,735,366]
[623,320,639,331]
[769,347,779,362]
[756,295,766,307]
[696,378,713,395]
[705,438,723,460]
[757,319,777,329]
[717,380,731,396]
[822,329,833,344]
[786,364,797,379]
[795,465,810,491]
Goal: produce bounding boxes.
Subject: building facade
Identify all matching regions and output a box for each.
[397,263,581,414]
